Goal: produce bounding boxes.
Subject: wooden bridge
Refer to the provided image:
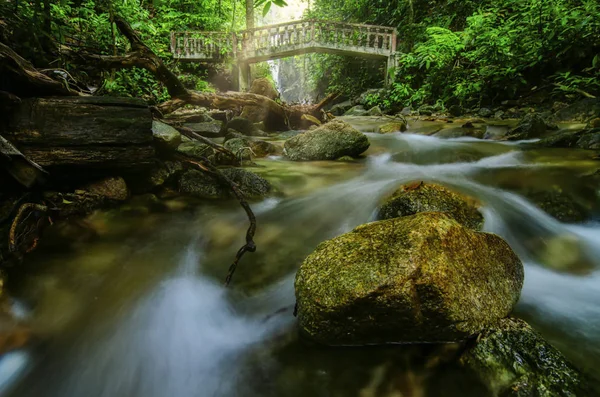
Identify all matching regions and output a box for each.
[170,19,398,91]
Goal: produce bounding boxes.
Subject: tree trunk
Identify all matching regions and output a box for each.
[3,97,155,182]
[246,0,255,29]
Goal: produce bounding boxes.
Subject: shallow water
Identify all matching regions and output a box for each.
[2,117,600,396]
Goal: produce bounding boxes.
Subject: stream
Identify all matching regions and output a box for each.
[1,116,599,396]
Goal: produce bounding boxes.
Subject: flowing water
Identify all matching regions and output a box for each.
[1,117,599,396]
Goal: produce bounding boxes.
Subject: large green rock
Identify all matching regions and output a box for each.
[507,113,558,140]
[377,182,484,230]
[295,212,523,345]
[178,168,272,200]
[378,121,407,134]
[461,317,596,397]
[224,137,281,159]
[283,120,370,161]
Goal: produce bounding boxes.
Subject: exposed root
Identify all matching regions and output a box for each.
[8,203,48,254]
[175,154,256,286]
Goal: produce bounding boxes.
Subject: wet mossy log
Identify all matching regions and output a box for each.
[3,96,155,179]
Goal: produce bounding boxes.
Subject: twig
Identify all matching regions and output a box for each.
[175,154,256,286]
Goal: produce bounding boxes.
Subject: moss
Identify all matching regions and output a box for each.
[283,120,370,161]
[377,182,484,230]
[178,168,272,200]
[295,212,523,346]
[461,318,597,396]
[378,121,407,134]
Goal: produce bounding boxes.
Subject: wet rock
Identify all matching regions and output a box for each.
[329,100,353,116]
[183,121,222,137]
[131,161,184,193]
[152,120,181,152]
[378,121,407,133]
[554,98,600,122]
[295,212,524,345]
[227,117,267,137]
[434,127,484,139]
[224,138,280,159]
[224,130,246,142]
[507,113,558,140]
[178,168,272,200]
[84,177,128,201]
[249,77,279,99]
[176,141,235,165]
[448,105,463,117]
[527,187,590,223]
[534,128,600,150]
[460,317,595,397]
[283,120,370,161]
[494,110,505,119]
[478,108,493,118]
[344,105,368,116]
[483,125,510,140]
[366,106,383,116]
[377,182,484,230]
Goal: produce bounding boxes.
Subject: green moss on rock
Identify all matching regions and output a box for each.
[460,317,596,396]
[295,212,523,346]
[178,168,272,200]
[377,182,484,230]
[378,121,407,134]
[283,119,370,161]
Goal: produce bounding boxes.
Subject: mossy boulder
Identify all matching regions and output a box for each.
[366,106,383,116]
[227,117,268,137]
[152,120,181,152]
[377,182,484,230]
[344,105,368,116]
[534,128,600,150]
[378,121,407,133]
[283,120,370,161]
[295,212,524,345]
[461,317,595,397]
[178,168,272,200]
[224,138,281,159]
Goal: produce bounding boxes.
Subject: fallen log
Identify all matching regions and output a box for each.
[3,96,155,181]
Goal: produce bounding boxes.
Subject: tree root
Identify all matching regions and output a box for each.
[175,154,256,286]
[8,203,48,254]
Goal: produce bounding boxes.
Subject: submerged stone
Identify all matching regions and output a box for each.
[460,317,596,397]
[178,168,272,200]
[283,119,370,161]
[377,182,484,230]
[295,212,524,345]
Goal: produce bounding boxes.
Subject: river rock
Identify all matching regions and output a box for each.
[329,100,353,116]
[366,106,383,116]
[378,121,407,133]
[152,120,181,152]
[227,117,267,137]
[295,212,524,345]
[178,168,272,200]
[461,317,595,397]
[344,105,368,116]
[448,105,463,117]
[418,105,435,116]
[183,121,223,137]
[507,113,558,140]
[478,108,493,118]
[377,182,483,230]
[533,128,600,150]
[224,138,280,159]
[283,120,370,161]
[554,98,600,122]
[131,161,184,193]
[84,177,128,201]
[249,77,279,99]
[176,141,235,165]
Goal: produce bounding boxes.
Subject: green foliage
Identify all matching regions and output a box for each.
[309,0,600,108]
[6,0,241,102]
[255,0,288,17]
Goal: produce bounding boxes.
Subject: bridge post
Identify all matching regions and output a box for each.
[385,54,398,87]
[238,61,251,92]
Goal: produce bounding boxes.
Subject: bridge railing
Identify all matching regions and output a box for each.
[170,31,234,61]
[171,20,397,62]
